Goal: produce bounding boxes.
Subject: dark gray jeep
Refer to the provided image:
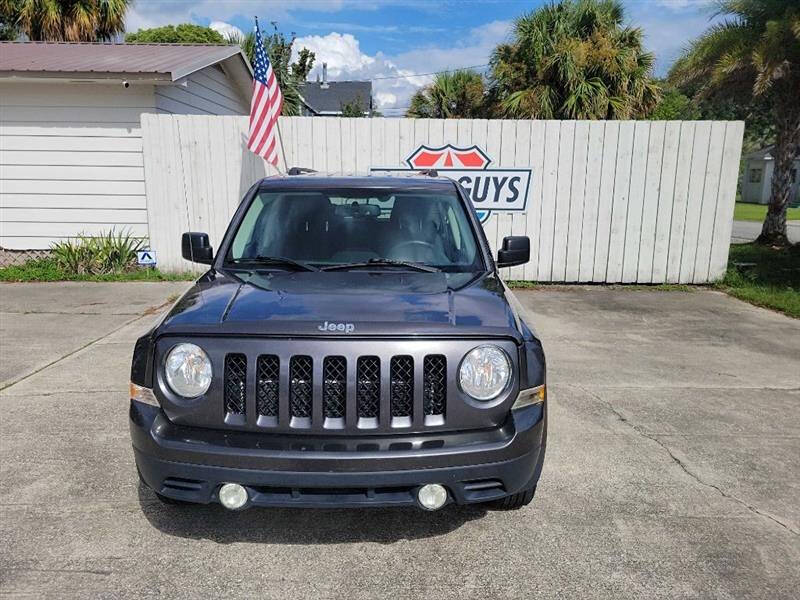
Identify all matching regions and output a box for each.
[130,174,547,511]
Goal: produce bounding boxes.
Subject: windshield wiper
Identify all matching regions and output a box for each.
[227,256,319,272]
[321,258,441,273]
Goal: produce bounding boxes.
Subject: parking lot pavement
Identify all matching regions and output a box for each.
[1,283,798,599]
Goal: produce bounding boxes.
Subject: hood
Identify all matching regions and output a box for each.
[157,269,522,341]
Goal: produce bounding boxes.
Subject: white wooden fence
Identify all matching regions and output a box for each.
[141,114,744,282]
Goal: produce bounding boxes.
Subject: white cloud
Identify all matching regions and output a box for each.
[209,21,245,40]
[292,21,510,114]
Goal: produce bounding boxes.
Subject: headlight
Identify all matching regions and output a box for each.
[458,345,511,400]
[164,343,212,398]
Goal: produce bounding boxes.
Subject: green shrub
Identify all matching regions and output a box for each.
[50,230,145,275]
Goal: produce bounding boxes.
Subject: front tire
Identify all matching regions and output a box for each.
[489,485,536,510]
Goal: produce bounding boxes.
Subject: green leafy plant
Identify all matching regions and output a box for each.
[125,23,224,44]
[50,230,145,275]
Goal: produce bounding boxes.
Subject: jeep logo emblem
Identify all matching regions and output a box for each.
[318,321,355,334]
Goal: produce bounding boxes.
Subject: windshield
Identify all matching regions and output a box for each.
[227,187,482,272]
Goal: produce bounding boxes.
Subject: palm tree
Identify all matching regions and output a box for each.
[2,0,130,41]
[670,0,800,246]
[406,70,487,118]
[489,0,660,120]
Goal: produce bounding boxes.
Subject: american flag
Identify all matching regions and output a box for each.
[247,20,283,167]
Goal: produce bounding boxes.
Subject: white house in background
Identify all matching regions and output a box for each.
[0,41,252,250]
[740,146,800,206]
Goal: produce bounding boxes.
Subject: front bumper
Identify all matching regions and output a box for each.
[131,400,546,508]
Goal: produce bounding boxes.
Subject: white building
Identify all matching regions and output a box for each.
[740,146,800,206]
[0,42,252,250]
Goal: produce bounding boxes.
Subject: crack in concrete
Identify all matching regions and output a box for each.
[575,384,799,537]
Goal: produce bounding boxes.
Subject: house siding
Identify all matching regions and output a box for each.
[155,65,248,115]
[0,68,248,250]
[0,80,153,249]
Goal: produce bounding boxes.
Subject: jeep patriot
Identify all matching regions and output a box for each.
[130,174,547,511]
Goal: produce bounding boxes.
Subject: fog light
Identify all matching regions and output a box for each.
[417,484,448,510]
[218,483,248,510]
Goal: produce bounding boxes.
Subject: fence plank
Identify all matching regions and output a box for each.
[509,120,532,281]
[566,120,589,281]
[679,121,712,283]
[496,120,517,279]
[606,121,635,282]
[652,121,681,282]
[637,121,666,282]
[579,121,604,281]
[593,121,618,281]
[708,122,745,279]
[622,121,651,282]
[666,121,696,283]
[525,120,546,281]
[537,121,560,280]
[692,121,727,283]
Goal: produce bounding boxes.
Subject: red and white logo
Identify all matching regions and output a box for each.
[372,144,532,224]
[405,145,491,170]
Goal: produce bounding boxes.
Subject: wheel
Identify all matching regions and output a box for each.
[154,491,192,506]
[489,486,536,510]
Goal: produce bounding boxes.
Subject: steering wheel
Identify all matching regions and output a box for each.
[389,240,436,258]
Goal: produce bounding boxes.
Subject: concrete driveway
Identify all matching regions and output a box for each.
[1,282,798,598]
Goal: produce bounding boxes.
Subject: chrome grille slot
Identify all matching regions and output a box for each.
[390,356,414,418]
[357,356,380,419]
[423,355,446,416]
[223,353,247,415]
[289,356,313,419]
[256,355,279,417]
[323,356,346,419]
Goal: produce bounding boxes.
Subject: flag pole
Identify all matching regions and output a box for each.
[253,15,288,175]
[276,117,289,175]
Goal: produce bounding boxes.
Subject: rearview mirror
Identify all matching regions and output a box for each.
[497,236,530,268]
[181,232,213,264]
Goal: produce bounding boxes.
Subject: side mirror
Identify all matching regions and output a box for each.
[497,236,530,268]
[181,232,213,264]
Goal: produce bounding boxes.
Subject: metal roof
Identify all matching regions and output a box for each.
[300,81,373,114]
[0,41,251,81]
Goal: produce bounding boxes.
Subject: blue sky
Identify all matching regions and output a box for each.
[128,1,719,114]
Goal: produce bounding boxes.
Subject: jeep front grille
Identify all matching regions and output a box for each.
[215,350,457,430]
[223,353,247,415]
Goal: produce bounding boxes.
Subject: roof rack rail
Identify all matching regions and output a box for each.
[287,167,317,176]
[416,169,439,177]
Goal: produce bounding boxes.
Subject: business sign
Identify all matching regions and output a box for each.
[371,144,532,223]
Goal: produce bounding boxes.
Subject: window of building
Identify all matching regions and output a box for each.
[749,168,763,183]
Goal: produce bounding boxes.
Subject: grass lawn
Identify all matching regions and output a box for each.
[734,202,800,222]
[716,243,799,318]
[0,257,196,283]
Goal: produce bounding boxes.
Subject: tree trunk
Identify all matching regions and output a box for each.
[757,102,800,246]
